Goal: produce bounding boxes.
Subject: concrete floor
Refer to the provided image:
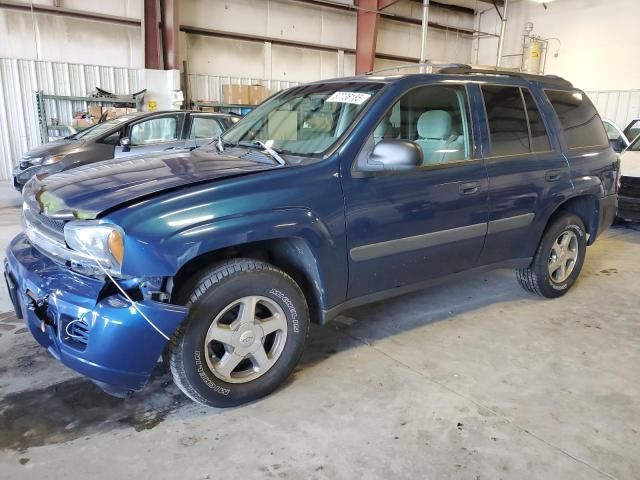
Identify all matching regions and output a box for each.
[0,183,639,479]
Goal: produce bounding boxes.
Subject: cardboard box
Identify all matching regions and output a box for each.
[249,84,267,105]
[222,84,250,105]
[72,117,96,131]
[88,105,103,120]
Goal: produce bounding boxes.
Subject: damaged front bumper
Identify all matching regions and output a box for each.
[4,233,188,397]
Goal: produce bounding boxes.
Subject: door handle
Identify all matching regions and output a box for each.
[545,170,562,182]
[459,181,480,195]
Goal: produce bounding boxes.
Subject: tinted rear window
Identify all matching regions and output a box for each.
[545,90,608,149]
[522,89,551,152]
[482,85,530,156]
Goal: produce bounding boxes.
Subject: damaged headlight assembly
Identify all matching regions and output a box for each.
[63,221,125,275]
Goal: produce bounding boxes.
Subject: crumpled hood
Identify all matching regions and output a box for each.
[23,139,83,161]
[620,149,640,178]
[23,146,282,219]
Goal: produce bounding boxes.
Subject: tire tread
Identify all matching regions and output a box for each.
[168,258,307,407]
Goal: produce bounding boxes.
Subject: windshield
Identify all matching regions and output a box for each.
[70,113,140,140]
[222,82,383,156]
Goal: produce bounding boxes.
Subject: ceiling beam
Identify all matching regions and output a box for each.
[409,0,474,15]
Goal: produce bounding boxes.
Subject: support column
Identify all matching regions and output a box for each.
[355,0,379,74]
[264,41,273,89]
[355,0,403,75]
[496,0,508,68]
[419,0,430,65]
[160,0,179,70]
[144,0,162,69]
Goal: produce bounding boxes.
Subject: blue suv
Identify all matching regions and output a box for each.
[4,67,618,407]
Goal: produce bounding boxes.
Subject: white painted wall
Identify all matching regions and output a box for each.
[0,1,142,68]
[1,0,476,81]
[476,0,640,91]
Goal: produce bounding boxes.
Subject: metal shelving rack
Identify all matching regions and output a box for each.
[35,91,145,143]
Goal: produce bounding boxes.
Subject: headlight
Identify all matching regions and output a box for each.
[64,221,125,275]
[41,154,66,165]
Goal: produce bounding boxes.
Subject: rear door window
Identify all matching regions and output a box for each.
[522,89,551,152]
[481,85,530,156]
[189,116,224,140]
[545,90,608,149]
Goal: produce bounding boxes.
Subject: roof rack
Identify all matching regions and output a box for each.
[366,62,472,76]
[438,66,573,88]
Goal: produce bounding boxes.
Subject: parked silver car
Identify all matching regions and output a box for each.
[13,111,236,190]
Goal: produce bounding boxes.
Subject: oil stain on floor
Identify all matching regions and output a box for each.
[0,371,189,451]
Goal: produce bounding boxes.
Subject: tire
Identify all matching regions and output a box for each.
[516,213,587,298]
[169,258,309,407]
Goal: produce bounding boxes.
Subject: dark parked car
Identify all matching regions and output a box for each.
[12,111,236,190]
[5,68,618,407]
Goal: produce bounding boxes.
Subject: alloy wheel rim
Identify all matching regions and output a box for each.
[204,296,288,384]
[548,230,579,283]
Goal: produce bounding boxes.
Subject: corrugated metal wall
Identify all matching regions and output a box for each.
[186,74,300,104]
[587,90,640,130]
[0,58,141,181]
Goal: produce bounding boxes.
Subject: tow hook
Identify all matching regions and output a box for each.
[25,290,53,332]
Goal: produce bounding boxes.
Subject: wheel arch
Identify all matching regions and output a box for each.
[545,194,600,245]
[172,236,327,325]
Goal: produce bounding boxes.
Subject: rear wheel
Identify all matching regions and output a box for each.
[516,213,587,298]
[169,258,309,407]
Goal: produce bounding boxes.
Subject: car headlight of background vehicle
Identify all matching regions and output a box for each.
[64,221,125,274]
[41,154,66,165]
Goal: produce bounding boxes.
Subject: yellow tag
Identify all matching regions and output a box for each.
[147,100,158,111]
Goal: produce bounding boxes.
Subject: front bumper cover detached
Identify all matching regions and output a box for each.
[4,233,188,397]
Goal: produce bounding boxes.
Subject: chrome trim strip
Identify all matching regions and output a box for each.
[487,213,535,235]
[350,222,487,262]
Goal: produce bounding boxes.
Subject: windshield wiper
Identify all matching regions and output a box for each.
[254,141,286,165]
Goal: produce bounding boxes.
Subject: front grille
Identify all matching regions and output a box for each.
[24,206,66,242]
[620,176,640,197]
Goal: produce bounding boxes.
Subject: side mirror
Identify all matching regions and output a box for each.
[362,139,423,172]
[120,137,131,152]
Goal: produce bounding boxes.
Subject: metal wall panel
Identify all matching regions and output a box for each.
[0,58,141,181]
[186,74,300,103]
[587,90,640,131]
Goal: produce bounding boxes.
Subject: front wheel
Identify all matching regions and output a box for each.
[169,259,309,407]
[516,213,587,298]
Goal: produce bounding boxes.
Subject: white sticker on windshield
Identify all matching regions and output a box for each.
[326,92,372,105]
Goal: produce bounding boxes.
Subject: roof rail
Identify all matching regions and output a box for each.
[438,66,573,88]
[366,62,472,76]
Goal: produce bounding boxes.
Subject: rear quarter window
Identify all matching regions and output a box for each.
[545,90,608,149]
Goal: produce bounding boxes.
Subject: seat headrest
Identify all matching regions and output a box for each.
[417,110,452,140]
[374,117,390,139]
